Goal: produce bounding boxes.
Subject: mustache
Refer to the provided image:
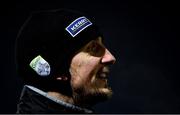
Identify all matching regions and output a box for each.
[96,66,110,79]
[102,66,109,73]
[98,66,110,74]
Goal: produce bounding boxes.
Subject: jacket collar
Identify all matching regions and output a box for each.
[20,85,93,113]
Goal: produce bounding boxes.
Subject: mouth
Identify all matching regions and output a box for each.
[97,67,110,79]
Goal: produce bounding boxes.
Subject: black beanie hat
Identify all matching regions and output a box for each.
[15,9,102,90]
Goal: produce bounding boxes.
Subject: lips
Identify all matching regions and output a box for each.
[97,67,109,79]
[98,72,108,79]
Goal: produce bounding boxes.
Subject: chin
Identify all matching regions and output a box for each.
[84,88,112,106]
[94,79,113,99]
[73,86,113,107]
[95,87,113,99]
[85,86,113,103]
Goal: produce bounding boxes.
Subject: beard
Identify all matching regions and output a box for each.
[72,83,113,107]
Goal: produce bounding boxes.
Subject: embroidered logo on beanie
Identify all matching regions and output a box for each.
[29,55,51,76]
[65,16,92,37]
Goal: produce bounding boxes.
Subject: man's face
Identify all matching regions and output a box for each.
[69,37,116,106]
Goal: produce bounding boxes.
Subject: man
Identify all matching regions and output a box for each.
[15,9,116,113]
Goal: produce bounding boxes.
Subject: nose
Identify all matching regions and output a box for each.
[101,49,116,64]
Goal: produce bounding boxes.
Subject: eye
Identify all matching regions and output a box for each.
[86,40,105,56]
[86,41,99,52]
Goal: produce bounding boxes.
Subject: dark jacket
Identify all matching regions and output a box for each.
[16,85,93,113]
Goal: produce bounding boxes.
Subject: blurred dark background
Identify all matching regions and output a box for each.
[1,0,180,113]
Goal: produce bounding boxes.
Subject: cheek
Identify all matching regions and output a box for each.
[78,57,101,80]
[70,54,101,88]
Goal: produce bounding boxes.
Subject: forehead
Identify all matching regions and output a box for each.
[75,36,104,54]
[87,36,103,46]
[96,36,103,43]
[74,36,106,57]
